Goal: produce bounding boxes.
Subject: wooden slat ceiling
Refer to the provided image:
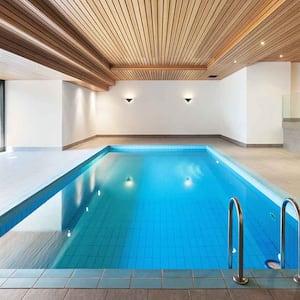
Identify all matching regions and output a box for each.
[1,0,300,90]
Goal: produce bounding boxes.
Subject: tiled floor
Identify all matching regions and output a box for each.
[1,136,300,299]
[0,288,300,299]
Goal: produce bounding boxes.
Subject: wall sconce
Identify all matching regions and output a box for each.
[185,98,192,103]
[125,98,133,103]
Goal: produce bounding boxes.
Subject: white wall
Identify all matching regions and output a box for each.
[62,82,97,146]
[247,62,291,144]
[291,63,300,93]
[219,68,247,143]
[5,80,62,148]
[97,80,220,135]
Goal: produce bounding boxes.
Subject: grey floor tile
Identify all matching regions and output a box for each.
[148,289,190,300]
[229,289,273,300]
[190,289,231,300]
[163,278,193,288]
[131,278,161,288]
[193,269,222,278]
[42,269,73,277]
[98,278,130,288]
[255,278,297,288]
[269,289,300,300]
[106,289,148,300]
[0,289,28,300]
[22,289,68,300]
[163,270,192,278]
[65,289,107,300]
[193,278,226,288]
[33,277,69,288]
[225,277,259,289]
[102,269,132,278]
[12,269,44,278]
[0,270,15,278]
[72,269,103,278]
[251,269,283,278]
[1,278,37,288]
[66,278,99,288]
[133,269,161,278]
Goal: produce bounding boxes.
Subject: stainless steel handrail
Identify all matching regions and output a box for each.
[280,197,300,284]
[228,197,249,285]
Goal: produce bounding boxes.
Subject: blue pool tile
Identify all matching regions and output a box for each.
[98,278,130,288]
[163,278,193,288]
[163,270,192,278]
[2,277,37,288]
[34,277,69,288]
[102,269,132,278]
[72,269,103,278]
[133,270,161,278]
[194,278,226,288]
[0,269,15,277]
[12,269,44,278]
[193,269,222,278]
[66,278,99,288]
[42,269,73,278]
[131,278,161,288]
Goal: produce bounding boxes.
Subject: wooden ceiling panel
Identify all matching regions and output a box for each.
[1,0,300,85]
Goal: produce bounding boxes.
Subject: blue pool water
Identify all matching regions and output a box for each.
[0,145,298,269]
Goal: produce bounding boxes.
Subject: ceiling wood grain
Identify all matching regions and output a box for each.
[1,0,299,88]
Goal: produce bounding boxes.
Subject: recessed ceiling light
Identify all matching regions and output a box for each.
[233,60,237,64]
[279,54,283,58]
[260,41,265,46]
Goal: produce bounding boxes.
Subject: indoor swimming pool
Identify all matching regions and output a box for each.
[0,145,298,270]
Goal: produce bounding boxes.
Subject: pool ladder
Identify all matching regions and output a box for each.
[280,197,300,284]
[228,197,249,285]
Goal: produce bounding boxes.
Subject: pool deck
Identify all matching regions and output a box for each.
[0,136,300,299]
